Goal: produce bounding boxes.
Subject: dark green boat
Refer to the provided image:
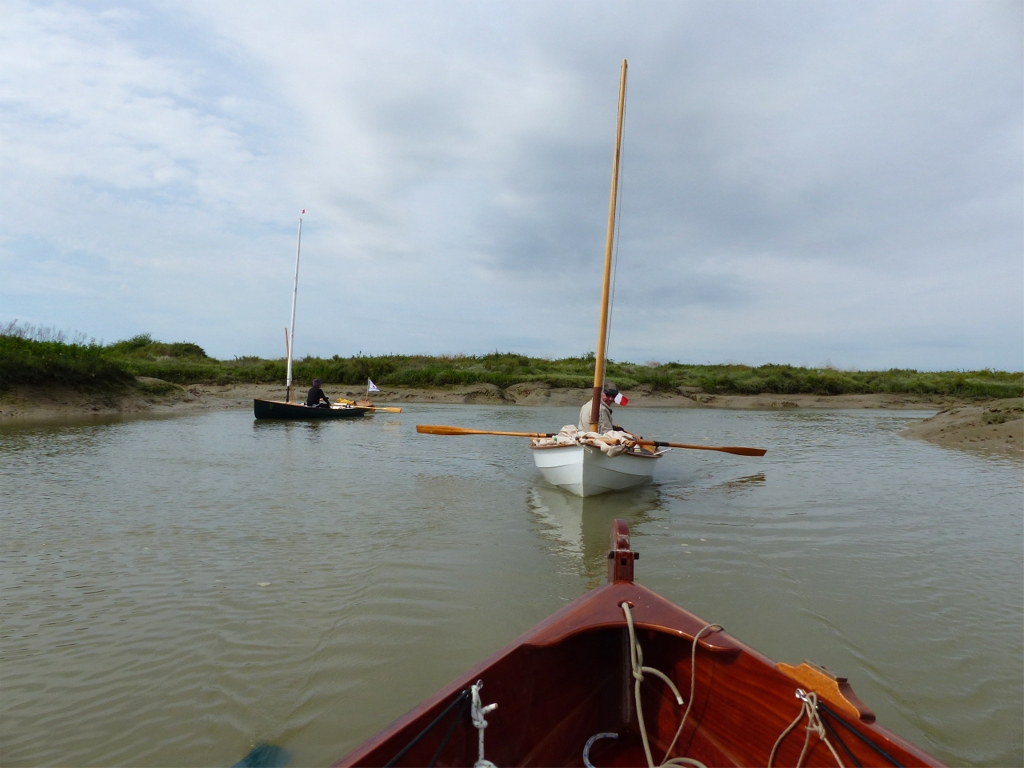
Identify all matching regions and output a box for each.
[253,399,370,420]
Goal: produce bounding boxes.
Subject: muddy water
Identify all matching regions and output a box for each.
[1,406,1020,766]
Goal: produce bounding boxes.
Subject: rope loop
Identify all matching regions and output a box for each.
[619,602,717,768]
[767,688,845,768]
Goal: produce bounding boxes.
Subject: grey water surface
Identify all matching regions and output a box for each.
[1,406,1021,766]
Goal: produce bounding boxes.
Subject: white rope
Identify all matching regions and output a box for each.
[617,603,844,768]
[470,680,498,768]
[660,622,723,762]
[767,689,845,768]
[620,602,716,768]
[622,602,683,767]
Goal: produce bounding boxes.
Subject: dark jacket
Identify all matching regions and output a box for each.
[306,386,329,406]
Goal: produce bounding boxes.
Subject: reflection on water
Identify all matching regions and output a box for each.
[528,483,663,586]
[1,405,1021,767]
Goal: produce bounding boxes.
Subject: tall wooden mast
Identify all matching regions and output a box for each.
[285,215,302,403]
[590,59,627,432]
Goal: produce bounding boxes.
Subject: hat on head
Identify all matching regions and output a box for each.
[603,381,628,406]
[313,379,321,387]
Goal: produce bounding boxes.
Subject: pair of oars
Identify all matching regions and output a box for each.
[416,424,766,457]
[335,399,403,413]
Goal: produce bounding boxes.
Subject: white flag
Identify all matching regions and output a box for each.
[367,379,380,392]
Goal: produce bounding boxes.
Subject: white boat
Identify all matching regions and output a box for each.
[414,61,762,487]
[531,442,664,496]
[529,60,662,497]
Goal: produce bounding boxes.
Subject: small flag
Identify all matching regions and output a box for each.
[613,393,628,406]
[301,209,306,215]
[367,379,380,393]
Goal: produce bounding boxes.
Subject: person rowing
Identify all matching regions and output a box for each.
[305,379,331,408]
[578,381,629,434]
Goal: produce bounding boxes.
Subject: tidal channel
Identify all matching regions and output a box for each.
[1,406,1021,766]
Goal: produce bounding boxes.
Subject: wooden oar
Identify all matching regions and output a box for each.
[638,439,766,457]
[415,424,766,457]
[336,399,402,413]
[417,425,555,438]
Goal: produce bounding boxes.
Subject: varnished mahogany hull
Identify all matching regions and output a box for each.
[336,522,942,768]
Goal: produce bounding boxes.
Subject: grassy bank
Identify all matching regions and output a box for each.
[0,328,134,390]
[2,324,1021,399]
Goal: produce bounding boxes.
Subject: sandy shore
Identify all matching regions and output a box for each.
[1,379,1020,455]
[898,398,1023,456]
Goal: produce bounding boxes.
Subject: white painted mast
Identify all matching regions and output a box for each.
[285,214,303,403]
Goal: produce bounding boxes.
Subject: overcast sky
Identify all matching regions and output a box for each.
[1,0,1021,370]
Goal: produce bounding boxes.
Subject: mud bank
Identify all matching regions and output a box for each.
[0,379,963,418]
[898,398,1023,455]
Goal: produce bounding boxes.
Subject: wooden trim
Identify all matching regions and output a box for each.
[776,660,876,723]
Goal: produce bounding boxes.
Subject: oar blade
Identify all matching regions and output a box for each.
[646,440,767,457]
[721,446,767,457]
[416,424,481,436]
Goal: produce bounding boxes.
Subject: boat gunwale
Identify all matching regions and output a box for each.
[528,442,663,459]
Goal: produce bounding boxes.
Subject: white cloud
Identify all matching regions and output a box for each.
[0,0,1020,369]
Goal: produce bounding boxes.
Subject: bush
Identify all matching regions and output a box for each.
[0,334,134,389]
[2,322,1020,398]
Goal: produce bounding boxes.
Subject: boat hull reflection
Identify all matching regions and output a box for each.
[528,483,662,585]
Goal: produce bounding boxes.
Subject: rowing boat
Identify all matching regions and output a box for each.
[531,440,664,497]
[529,59,661,497]
[413,61,762,491]
[336,519,942,768]
[251,212,397,420]
[252,399,369,420]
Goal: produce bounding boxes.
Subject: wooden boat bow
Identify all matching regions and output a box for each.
[336,520,943,768]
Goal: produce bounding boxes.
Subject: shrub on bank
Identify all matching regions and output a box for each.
[0,334,134,389]
[1,323,1020,398]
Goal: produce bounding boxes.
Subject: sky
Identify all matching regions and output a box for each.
[1,0,1021,371]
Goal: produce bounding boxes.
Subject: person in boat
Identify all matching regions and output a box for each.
[305,379,331,408]
[578,382,627,434]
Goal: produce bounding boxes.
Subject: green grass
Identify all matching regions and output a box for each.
[1,323,1021,399]
[0,327,134,390]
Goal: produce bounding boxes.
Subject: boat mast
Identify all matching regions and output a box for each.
[590,59,627,432]
[285,215,303,403]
